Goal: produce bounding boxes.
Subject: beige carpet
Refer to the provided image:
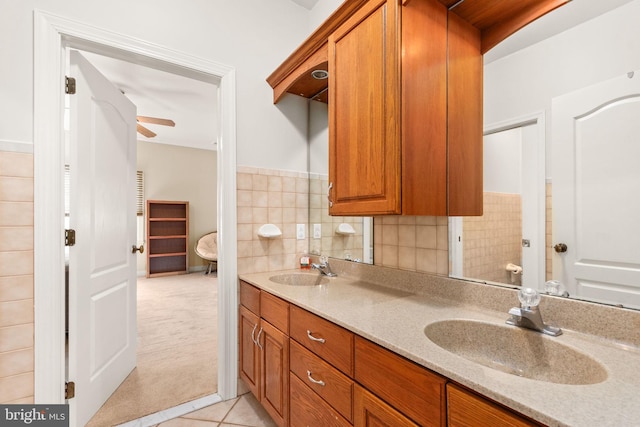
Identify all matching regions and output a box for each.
[87,272,218,427]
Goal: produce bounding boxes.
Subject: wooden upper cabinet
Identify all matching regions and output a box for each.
[328,0,401,215]
[266,0,570,216]
[329,0,481,216]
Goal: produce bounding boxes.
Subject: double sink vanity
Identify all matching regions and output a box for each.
[239,259,640,426]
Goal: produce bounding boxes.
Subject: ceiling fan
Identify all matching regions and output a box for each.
[136,115,175,138]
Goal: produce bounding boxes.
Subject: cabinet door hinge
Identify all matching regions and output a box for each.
[65,229,76,246]
[65,381,75,399]
[65,76,76,94]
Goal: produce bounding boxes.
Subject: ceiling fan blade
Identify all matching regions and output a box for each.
[137,123,157,138]
[136,115,175,127]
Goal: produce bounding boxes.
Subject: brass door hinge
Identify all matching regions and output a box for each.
[65,381,75,399]
[65,229,76,246]
[65,76,76,94]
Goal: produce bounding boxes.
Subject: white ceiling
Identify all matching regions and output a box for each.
[79,0,634,152]
[80,51,219,152]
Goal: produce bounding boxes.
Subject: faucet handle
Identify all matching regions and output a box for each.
[518,288,541,308]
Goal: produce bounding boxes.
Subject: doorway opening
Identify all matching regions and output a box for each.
[34,11,238,427]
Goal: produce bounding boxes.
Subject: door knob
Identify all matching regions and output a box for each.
[132,245,144,254]
[554,243,567,253]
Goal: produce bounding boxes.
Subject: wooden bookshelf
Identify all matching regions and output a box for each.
[146,200,189,278]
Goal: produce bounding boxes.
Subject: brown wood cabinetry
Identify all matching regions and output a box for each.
[238,281,289,427]
[447,384,541,427]
[146,200,189,277]
[328,0,482,216]
[239,282,542,427]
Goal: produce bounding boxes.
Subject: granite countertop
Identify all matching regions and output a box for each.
[239,267,640,427]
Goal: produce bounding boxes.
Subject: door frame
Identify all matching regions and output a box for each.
[33,10,238,405]
[449,111,546,288]
[483,111,546,289]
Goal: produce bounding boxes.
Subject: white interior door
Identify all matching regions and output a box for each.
[552,71,640,309]
[68,50,138,426]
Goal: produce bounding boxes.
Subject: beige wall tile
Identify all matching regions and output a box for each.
[0,300,33,328]
[6,396,34,404]
[237,173,252,190]
[0,275,33,302]
[0,349,33,377]
[0,324,33,353]
[0,177,33,202]
[252,175,268,191]
[0,152,33,178]
[0,252,33,277]
[236,190,252,207]
[0,202,33,227]
[267,176,282,192]
[0,372,34,402]
[0,227,33,251]
[416,226,437,249]
[282,177,296,193]
[398,246,416,271]
[416,248,438,273]
[398,225,416,247]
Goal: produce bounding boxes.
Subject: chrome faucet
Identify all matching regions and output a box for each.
[311,256,337,277]
[506,288,562,336]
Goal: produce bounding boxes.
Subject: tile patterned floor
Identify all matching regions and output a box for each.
[154,392,277,427]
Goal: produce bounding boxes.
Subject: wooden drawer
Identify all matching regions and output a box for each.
[290,305,354,376]
[260,291,289,334]
[354,384,419,427]
[290,339,354,422]
[355,337,446,426]
[290,372,351,427]
[447,384,541,427]
[240,280,260,314]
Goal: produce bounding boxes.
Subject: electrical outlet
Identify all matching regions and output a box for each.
[296,223,306,240]
[313,223,321,239]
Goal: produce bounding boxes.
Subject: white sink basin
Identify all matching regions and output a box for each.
[424,319,607,385]
[269,273,330,286]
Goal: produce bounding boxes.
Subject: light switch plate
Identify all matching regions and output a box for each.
[313,223,321,239]
[296,223,306,240]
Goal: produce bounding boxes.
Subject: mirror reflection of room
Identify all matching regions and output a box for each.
[450,124,543,288]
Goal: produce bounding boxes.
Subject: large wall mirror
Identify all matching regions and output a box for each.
[307,0,640,309]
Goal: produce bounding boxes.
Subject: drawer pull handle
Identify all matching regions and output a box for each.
[306,330,326,344]
[256,327,264,350]
[307,370,325,387]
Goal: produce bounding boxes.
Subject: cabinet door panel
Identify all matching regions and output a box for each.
[401,0,448,215]
[239,306,260,400]
[260,321,289,427]
[328,0,401,215]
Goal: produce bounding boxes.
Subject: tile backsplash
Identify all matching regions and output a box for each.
[462,192,522,284]
[236,166,308,274]
[0,151,34,404]
[374,215,449,276]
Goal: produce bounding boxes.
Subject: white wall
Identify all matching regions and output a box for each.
[0,0,313,172]
[309,0,343,32]
[484,0,640,178]
[483,128,522,194]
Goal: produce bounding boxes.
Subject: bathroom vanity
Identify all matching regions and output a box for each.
[239,260,640,426]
